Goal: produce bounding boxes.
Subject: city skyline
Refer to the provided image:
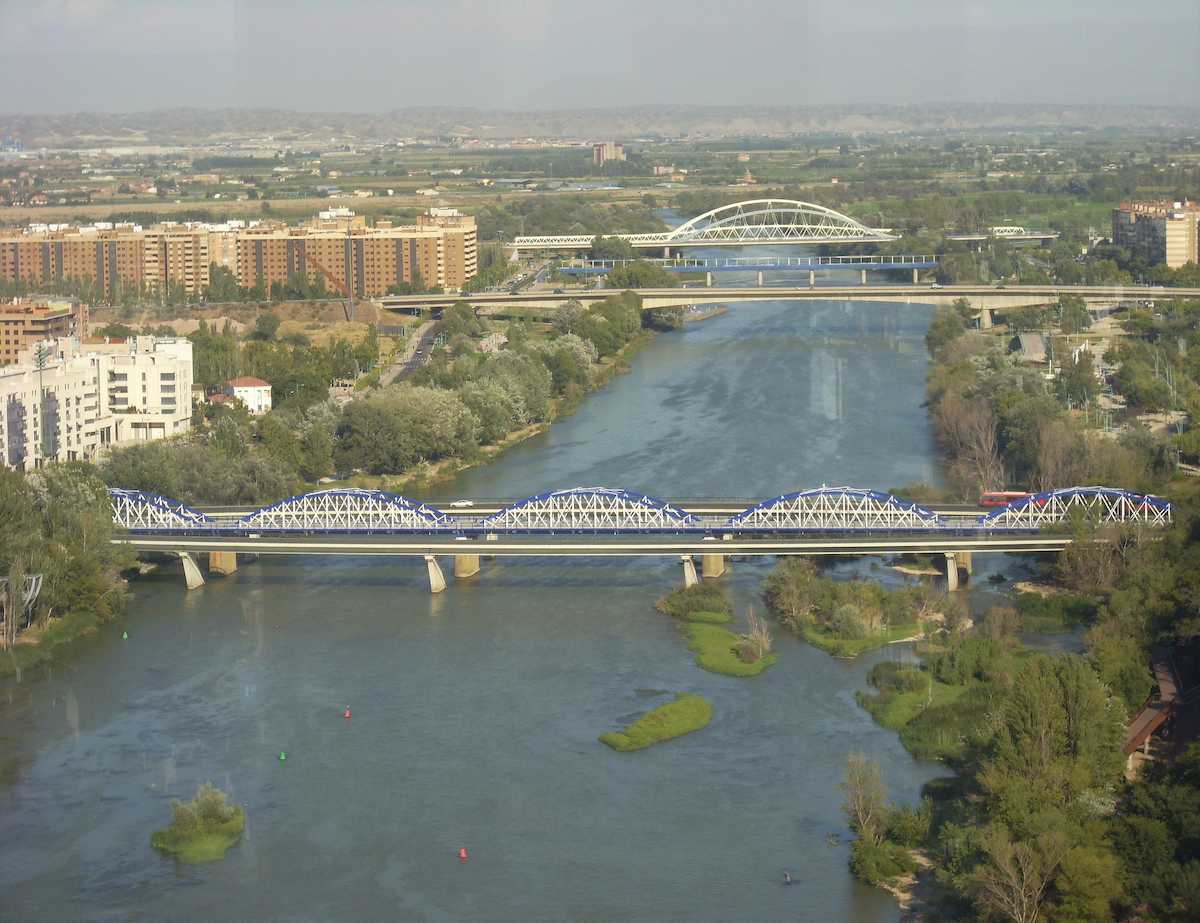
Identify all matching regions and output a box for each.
[2,0,1198,113]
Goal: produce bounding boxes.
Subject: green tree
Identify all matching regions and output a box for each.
[251,312,281,341]
[591,235,636,260]
[298,426,334,481]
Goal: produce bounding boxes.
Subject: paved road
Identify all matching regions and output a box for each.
[378,319,437,387]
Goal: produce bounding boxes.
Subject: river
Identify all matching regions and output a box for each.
[2,279,1024,921]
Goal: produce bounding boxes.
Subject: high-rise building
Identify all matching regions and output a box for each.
[592,142,626,166]
[142,227,211,296]
[0,335,192,471]
[1112,200,1200,268]
[0,298,89,365]
[0,226,144,297]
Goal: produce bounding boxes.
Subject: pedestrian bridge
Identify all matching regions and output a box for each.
[109,486,1172,593]
[511,199,896,251]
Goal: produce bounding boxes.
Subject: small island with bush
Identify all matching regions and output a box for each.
[600,693,713,752]
[657,584,777,677]
[151,782,245,863]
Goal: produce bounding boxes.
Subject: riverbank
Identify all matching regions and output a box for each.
[344,330,658,496]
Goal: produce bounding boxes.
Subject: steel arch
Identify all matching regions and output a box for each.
[237,489,449,532]
[108,488,215,531]
[479,487,700,533]
[725,487,943,531]
[663,199,895,244]
[977,487,1172,529]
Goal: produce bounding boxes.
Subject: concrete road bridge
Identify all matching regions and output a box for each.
[557,254,938,286]
[109,486,1171,594]
[511,199,896,252]
[380,283,1200,318]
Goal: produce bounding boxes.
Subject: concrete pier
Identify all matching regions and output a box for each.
[701,553,726,579]
[208,551,238,576]
[425,554,447,594]
[705,271,713,287]
[861,269,868,284]
[954,550,973,576]
[912,267,919,284]
[177,552,205,590]
[942,552,973,591]
[809,269,816,287]
[453,554,480,579]
[756,270,764,286]
[681,555,698,588]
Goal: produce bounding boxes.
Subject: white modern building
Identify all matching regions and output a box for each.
[0,335,193,471]
[224,376,272,416]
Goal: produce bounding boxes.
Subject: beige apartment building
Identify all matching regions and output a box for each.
[235,210,477,295]
[1112,200,1200,268]
[0,335,193,471]
[0,298,89,365]
[0,209,478,300]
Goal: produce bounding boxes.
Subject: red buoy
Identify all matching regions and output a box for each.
[458,847,469,862]
[343,706,352,719]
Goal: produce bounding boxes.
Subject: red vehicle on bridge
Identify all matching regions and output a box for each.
[979,490,1032,507]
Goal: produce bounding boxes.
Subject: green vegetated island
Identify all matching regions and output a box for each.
[600,693,713,752]
[151,783,245,863]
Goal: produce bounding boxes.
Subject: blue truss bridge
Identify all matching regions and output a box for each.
[108,486,1171,593]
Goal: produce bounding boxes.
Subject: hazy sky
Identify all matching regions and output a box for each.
[2,0,1198,113]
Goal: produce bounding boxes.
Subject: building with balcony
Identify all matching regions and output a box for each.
[0,335,192,471]
[0,298,88,365]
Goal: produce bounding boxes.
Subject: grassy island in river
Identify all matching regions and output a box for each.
[600,693,713,752]
[151,783,245,863]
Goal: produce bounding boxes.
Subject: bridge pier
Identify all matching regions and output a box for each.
[955,550,973,576]
[705,271,712,287]
[943,553,958,591]
[208,551,238,576]
[701,553,726,579]
[861,269,868,285]
[756,270,764,287]
[177,552,205,590]
[809,269,815,287]
[681,555,698,588]
[663,246,671,259]
[425,554,447,594]
[912,267,918,284]
[453,554,480,579]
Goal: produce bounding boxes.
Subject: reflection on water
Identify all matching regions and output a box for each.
[0,292,1026,922]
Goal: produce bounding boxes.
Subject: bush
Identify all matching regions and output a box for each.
[849,839,918,886]
[867,662,929,695]
[656,584,731,622]
[151,783,245,863]
[599,693,713,752]
[886,799,933,848]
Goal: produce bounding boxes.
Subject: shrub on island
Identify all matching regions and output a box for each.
[600,693,713,751]
[151,782,245,863]
[686,623,777,677]
[655,584,732,623]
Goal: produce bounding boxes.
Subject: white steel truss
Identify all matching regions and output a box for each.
[480,488,699,531]
[0,574,43,615]
[237,489,448,531]
[109,489,214,531]
[511,199,895,249]
[977,487,1172,529]
[725,488,943,531]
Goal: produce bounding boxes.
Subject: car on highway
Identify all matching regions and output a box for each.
[449,499,474,508]
[929,282,942,289]
[552,288,565,294]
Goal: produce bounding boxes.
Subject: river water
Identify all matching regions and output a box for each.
[1,279,1018,921]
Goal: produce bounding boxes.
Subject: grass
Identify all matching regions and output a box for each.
[655,584,732,622]
[856,665,972,732]
[151,783,245,863]
[799,621,922,659]
[599,693,713,752]
[685,623,777,677]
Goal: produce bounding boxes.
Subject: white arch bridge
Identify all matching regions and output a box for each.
[108,486,1172,593]
[510,199,897,252]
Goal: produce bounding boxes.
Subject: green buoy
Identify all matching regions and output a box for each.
[279,751,287,762]
[122,631,128,640]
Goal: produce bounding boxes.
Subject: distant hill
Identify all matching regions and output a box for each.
[1,104,1197,148]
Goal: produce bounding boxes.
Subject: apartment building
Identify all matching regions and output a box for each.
[0,298,89,365]
[235,210,477,295]
[0,209,478,299]
[1112,200,1200,268]
[0,335,193,471]
[592,142,625,166]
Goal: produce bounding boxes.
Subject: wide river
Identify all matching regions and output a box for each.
[1,283,1008,921]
